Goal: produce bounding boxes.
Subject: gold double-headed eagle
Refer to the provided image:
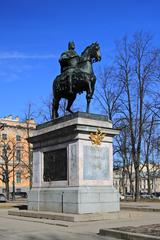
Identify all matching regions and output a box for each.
[89,129,105,145]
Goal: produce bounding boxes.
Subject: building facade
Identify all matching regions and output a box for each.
[0,115,36,195]
[113,164,160,195]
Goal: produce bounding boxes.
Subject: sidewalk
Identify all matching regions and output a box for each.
[6,201,160,233]
[1,202,160,240]
[121,200,160,211]
[0,200,27,209]
[98,201,160,239]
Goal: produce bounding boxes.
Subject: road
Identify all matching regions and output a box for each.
[0,209,116,240]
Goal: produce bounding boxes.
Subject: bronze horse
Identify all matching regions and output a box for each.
[52,42,101,119]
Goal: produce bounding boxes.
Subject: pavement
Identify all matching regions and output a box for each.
[0,199,27,208]
[121,200,160,208]
[0,201,160,240]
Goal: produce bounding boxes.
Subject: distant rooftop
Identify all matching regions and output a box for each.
[0,115,35,123]
[2,115,20,122]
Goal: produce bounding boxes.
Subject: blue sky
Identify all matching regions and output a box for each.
[0,0,160,119]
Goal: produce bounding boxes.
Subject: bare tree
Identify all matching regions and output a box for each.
[116,124,134,196]
[95,66,123,122]
[22,103,36,190]
[0,138,20,200]
[96,31,160,201]
[141,113,160,194]
[38,94,82,123]
[38,95,52,122]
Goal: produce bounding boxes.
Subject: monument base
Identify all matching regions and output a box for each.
[28,112,120,214]
[28,186,119,214]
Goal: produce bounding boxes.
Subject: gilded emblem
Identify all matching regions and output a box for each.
[89,129,105,145]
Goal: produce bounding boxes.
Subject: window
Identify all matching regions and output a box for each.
[2,144,10,159]
[16,172,21,183]
[16,149,21,162]
[2,188,6,193]
[16,135,21,141]
[2,172,6,182]
[2,133,7,140]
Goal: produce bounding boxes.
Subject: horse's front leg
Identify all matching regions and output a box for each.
[86,95,91,113]
[86,79,95,113]
[66,95,76,113]
[52,97,60,119]
[88,81,92,97]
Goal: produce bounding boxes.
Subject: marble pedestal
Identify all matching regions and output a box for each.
[28,112,120,214]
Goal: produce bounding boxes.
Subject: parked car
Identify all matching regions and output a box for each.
[0,193,6,202]
[120,193,133,200]
[125,193,134,200]
[120,194,125,200]
[11,192,28,199]
[140,192,152,199]
[151,192,160,199]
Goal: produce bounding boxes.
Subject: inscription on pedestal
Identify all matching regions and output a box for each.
[43,148,67,181]
[83,145,109,180]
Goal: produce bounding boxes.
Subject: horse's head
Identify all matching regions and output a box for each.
[90,42,101,63]
[81,42,101,63]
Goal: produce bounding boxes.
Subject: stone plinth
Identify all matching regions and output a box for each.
[28,112,120,214]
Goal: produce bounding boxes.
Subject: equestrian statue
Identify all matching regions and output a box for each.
[52,41,101,119]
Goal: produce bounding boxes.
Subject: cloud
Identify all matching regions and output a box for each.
[0,51,59,84]
[0,51,57,60]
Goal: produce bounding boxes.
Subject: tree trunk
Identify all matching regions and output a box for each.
[5,177,10,200]
[135,165,140,201]
[146,163,151,194]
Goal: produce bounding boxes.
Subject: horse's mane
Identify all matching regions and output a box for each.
[81,44,93,56]
[81,42,99,57]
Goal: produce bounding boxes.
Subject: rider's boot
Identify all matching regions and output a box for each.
[69,86,72,94]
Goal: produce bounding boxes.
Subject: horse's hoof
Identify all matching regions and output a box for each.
[52,112,59,119]
[66,108,73,114]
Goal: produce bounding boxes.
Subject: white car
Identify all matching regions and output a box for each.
[120,194,125,200]
[0,193,6,202]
